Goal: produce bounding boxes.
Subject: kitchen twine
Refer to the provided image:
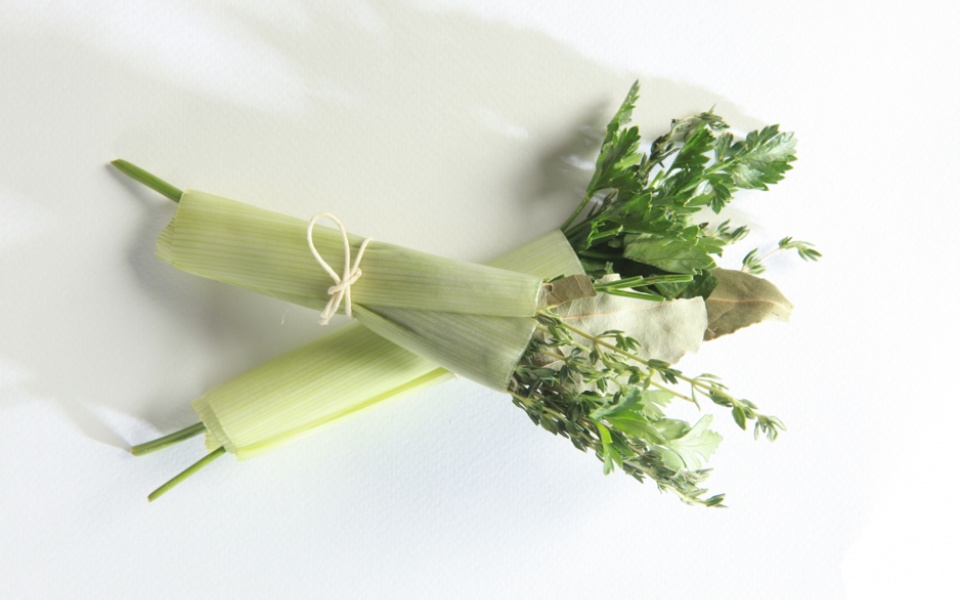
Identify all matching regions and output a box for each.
[307,213,372,325]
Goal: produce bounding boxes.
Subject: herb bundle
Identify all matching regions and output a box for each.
[122,83,815,503]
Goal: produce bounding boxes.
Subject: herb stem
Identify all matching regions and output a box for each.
[600,288,666,302]
[595,274,693,289]
[111,159,183,202]
[131,422,207,456]
[534,322,695,403]
[560,192,594,234]
[562,217,591,240]
[147,446,226,502]
[742,247,782,271]
[539,349,567,362]
[576,249,622,260]
[554,317,780,434]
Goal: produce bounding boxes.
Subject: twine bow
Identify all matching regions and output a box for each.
[307,213,372,325]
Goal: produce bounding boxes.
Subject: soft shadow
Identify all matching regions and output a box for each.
[0,1,768,452]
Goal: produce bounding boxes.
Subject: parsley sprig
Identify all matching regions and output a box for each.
[562,81,801,300]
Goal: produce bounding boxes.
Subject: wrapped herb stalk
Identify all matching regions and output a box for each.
[124,83,817,504]
[132,229,585,501]
[151,188,578,390]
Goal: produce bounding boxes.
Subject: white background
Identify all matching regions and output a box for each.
[2,1,957,598]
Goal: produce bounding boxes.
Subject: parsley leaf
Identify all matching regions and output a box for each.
[657,415,723,471]
[561,82,799,300]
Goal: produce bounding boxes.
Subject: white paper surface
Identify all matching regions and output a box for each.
[2,1,958,598]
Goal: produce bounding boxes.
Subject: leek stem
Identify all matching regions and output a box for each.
[148,446,226,502]
[131,422,207,456]
[111,159,183,202]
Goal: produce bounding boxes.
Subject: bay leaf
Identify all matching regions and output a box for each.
[549,275,708,365]
[704,268,793,340]
[541,274,596,307]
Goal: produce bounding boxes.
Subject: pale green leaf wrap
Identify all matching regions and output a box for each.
[193,324,447,459]
[158,191,583,392]
[158,191,542,317]
[190,229,584,457]
[355,230,585,390]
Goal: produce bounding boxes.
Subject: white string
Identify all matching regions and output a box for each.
[306,213,373,325]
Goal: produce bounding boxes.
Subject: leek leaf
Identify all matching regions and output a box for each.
[159,191,543,318]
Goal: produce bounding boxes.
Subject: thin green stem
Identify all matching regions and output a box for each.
[534,322,695,403]
[755,247,784,265]
[562,216,593,240]
[595,274,693,290]
[560,192,594,233]
[556,319,780,434]
[148,446,226,502]
[600,288,666,302]
[111,159,183,202]
[539,348,567,362]
[576,249,622,260]
[131,422,206,456]
[581,328,739,407]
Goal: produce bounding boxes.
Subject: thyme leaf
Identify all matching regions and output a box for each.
[510,310,783,506]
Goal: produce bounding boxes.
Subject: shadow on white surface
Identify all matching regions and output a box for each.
[0,1,758,450]
[0,3,852,598]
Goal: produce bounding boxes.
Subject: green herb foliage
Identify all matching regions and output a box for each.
[562,81,800,300]
[511,83,806,505]
[741,236,822,275]
[510,312,784,506]
[120,84,812,504]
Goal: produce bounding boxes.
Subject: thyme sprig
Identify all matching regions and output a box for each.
[741,236,822,275]
[509,311,784,506]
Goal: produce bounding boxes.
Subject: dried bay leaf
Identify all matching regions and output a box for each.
[547,275,708,365]
[541,274,596,307]
[704,268,793,340]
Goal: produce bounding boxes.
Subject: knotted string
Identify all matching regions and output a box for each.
[307,213,373,325]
